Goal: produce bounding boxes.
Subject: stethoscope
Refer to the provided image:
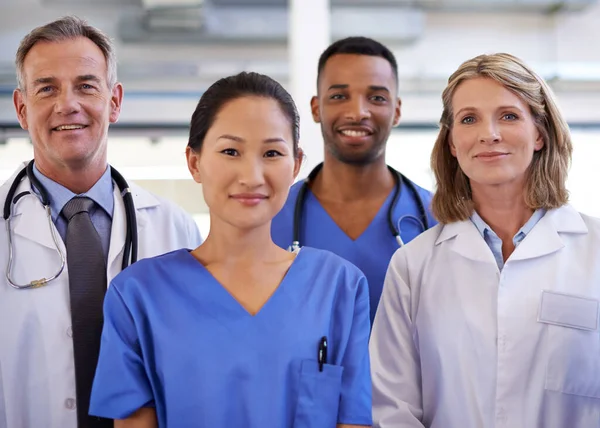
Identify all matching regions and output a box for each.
[3,160,138,290]
[289,162,430,252]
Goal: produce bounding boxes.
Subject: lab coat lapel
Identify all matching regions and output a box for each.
[106,182,159,277]
[435,220,498,264]
[509,204,587,262]
[434,205,587,265]
[107,185,127,275]
[12,178,65,252]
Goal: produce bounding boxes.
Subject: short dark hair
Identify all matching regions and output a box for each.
[316,36,399,86]
[187,72,300,156]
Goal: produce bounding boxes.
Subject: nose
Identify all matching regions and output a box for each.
[238,156,265,188]
[344,97,370,122]
[54,88,81,115]
[478,119,501,144]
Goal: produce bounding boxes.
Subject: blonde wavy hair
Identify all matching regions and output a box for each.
[430,53,572,224]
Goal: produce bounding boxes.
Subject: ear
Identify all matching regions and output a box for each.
[448,133,457,158]
[392,96,402,127]
[13,89,28,130]
[534,129,544,152]
[108,83,124,123]
[186,146,203,183]
[310,96,320,123]
[293,147,304,180]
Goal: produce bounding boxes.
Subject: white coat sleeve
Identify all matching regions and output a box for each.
[369,248,425,427]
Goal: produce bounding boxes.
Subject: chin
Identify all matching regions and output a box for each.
[470,174,524,188]
[58,152,99,167]
[334,151,380,166]
[228,216,272,231]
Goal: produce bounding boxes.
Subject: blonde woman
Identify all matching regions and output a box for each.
[370,53,600,427]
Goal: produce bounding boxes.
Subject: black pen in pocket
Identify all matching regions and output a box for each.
[318,336,328,372]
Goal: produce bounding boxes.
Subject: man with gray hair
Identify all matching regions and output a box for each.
[0,16,202,428]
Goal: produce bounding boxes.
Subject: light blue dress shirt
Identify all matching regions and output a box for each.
[32,164,114,262]
[470,208,546,271]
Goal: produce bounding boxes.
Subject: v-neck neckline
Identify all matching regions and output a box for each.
[183,248,305,318]
[306,186,395,243]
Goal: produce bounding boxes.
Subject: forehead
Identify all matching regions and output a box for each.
[318,54,396,92]
[22,37,107,82]
[208,96,293,139]
[452,77,528,110]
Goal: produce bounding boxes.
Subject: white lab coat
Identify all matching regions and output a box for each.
[0,163,203,428]
[370,204,600,428]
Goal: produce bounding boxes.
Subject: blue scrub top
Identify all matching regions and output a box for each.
[271,177,436,324]
[89,247,372,427]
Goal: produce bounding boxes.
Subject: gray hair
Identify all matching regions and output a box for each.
[15,16,117,91]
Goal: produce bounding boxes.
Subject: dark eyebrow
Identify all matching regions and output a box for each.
[455,105,525,118]
[264,137,287,144]
[32,77,56,87]
[369,85,390,93]
[217,135,287,144]
[217,134,244,142]
[497,105,525,113]
[327,84,390,93]
[31,74,102,87]
[75,74,102,84]
[455,107,472,116]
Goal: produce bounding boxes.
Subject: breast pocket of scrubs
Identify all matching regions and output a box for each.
[540,290,600,398]
[294,359,344,428]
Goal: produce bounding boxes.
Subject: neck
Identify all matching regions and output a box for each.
[472,181,534,242]
[195,218,282,266]
[311,155,394,202]
[34,157,108,194]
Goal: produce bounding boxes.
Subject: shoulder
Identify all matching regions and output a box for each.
[289,179,305,195]
[271,180,305,233]
[398,174,438,226]
[388,223,445,270]
[130,182,192,221]
[129,182,200,241]
[401,175,433,201]
[110,248,190,295]
[280,180,305,211]
[0,162,28,201]
[297,246,367,293]
[402,222,444,251]
[553,204,600,238]
[580,212,600,233]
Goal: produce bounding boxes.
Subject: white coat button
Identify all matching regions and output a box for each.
[496,407,507,423]
[498,335,506,351]
[66,326,73,338]
[65,398,76,410]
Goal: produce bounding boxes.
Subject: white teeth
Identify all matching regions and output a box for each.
[341,130,369,137]
[55,125,84,131]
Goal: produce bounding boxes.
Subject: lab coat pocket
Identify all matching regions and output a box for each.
[540,291,600,398]
[294,359,344,428]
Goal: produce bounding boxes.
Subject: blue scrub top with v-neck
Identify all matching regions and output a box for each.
[89,247,372,427]
[271,178,436,324]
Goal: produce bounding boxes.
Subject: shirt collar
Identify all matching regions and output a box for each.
[32,164,114,222]
[471,208,547,245]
